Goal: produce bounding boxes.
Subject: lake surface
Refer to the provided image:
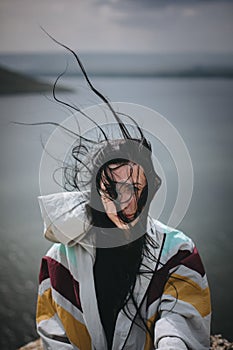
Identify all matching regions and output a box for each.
[0,76,233,348]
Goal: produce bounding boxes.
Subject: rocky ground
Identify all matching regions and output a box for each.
[18,338,42,350]
[210,335,233,350]
[18,335,233,349]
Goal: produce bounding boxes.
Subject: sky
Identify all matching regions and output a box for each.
[0,0,233,53]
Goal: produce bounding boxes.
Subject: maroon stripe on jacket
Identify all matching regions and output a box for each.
[39,256,82,312]
[181,246,205,277]
[146,249,191,308]
[39,257,49,283]
[146,246,206,308]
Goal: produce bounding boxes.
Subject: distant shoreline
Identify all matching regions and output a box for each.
[1,51,233,80]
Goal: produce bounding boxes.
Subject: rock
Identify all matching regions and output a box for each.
[210,334,233,350]
[18,338,43,350]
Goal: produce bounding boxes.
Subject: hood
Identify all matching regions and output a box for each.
[38,191,91,247]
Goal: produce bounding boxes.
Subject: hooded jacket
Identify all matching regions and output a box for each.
[36,192,211,350]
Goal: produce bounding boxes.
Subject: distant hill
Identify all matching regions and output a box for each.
[0,65,72,94]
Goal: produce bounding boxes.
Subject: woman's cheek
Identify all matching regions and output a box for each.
[103,200,117,215]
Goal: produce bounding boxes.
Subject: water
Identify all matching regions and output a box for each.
[0,76,233,348]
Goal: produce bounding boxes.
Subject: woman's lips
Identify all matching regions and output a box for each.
[124,213,135,220]
[115,212,136,221]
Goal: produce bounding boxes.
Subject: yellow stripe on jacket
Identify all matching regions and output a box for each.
[37,288,92,350]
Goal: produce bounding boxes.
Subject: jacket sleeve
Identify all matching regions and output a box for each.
[154,246,211,350]
[36,258,75,350]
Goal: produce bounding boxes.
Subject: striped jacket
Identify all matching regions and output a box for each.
[37,192,211,350]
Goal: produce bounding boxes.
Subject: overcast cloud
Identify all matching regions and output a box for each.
[0,0,232,53]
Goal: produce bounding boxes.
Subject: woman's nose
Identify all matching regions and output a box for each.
[120,195,135,213]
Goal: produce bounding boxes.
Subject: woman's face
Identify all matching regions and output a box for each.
[99,162,147,229]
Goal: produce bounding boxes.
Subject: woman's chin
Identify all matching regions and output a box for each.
[115,216,140,230]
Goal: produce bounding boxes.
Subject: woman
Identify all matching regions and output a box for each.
[36,44,211,349]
